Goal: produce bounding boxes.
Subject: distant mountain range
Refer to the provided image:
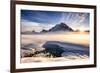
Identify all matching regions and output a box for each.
[21,22,89,34]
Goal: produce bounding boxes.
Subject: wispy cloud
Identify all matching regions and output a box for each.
[21,19,55,32]
[21,10,90,31]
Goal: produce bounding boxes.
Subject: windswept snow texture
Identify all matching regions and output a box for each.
[43,41,89,57]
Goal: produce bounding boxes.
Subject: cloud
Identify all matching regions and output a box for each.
[21,19,54,32]
[63,13,89,29]
[21,10,90,31]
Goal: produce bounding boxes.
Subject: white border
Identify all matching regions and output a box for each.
[16,4,94,69]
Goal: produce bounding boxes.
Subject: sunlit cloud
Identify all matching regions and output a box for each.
[21,10,90,32]
[21,19,55,32]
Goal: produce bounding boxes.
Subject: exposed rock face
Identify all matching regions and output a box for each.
[42,41,64,57]
[48,22,73,32]
[41,29,48,33]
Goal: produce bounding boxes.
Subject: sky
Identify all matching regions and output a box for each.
[21,10,90,32]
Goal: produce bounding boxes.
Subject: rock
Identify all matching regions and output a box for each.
[21,49,35,57]
[34,53,47,57]
[41,29,48,33]
[42,41,64,57]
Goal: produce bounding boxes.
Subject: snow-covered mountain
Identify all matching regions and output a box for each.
[48,22,73,32]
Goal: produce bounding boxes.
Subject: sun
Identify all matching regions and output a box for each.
[76,27,86,32]
[79,28,85,32]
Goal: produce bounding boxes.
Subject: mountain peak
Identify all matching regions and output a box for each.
[58,22,67,26]
[49,22,73,32]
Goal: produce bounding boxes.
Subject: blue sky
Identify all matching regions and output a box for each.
[21,10,90,32]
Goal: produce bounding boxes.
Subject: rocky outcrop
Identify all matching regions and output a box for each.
[42,41,64,57]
